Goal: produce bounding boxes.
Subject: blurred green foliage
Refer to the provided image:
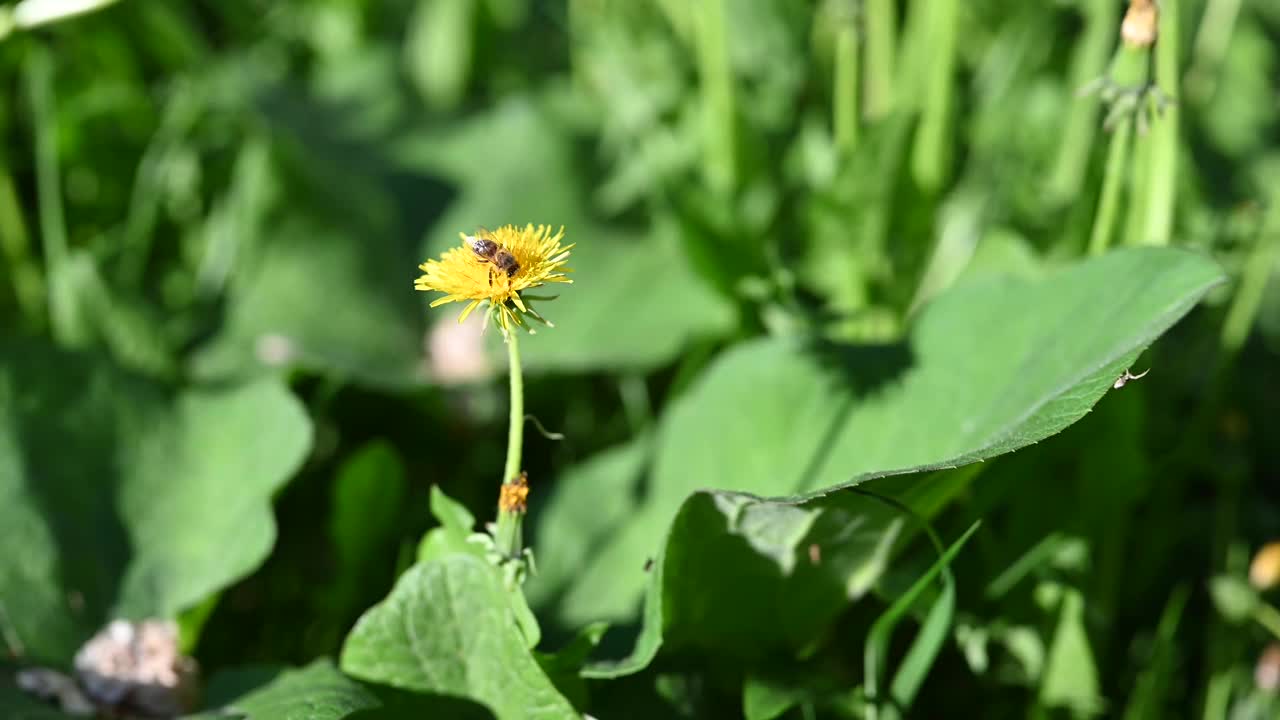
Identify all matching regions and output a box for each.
[1,0,1279,718]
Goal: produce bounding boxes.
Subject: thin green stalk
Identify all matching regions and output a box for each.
[494,332,525,558]
[862,0,895,119]
[1088,117,1133,255]
[1047,0,1120,205]
[26,46,76,344]
[1221,204,1280,352]
[910,0,957,192]
[1138,0,1179,246]
[833,16,860,154]
[1254,602,1280,642]
[1186,0,1243,103]
[694,0,736,192]
[0,169,45,321]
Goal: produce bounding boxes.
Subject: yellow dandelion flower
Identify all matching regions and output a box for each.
[414,224,573,336]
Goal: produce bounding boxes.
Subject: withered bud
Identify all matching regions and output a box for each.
[1251,542,1280,591]
[499,471,530,514]
[1121,0,1158,49]
[73,619,199,717]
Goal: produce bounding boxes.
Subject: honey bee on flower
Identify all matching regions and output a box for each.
[414,224,573,337]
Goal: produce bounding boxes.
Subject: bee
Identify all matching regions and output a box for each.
[465,229,520,283]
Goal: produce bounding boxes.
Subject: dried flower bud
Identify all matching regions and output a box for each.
[498,471,530,514]
[1251,542,1280,590]
[1257,644,1280,692]
[1121,0,1158,49]
[73,619,199,717]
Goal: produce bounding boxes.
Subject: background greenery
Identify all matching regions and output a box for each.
[1,0,1278,718]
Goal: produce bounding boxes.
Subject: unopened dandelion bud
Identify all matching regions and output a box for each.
[1251,542,1280,590]
[1121,0,1158,49]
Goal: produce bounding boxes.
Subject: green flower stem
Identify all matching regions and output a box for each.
[1254,601,1280,643]
[833,14,860,155]
[0,168,44,322]
[1088,117,1133,256]
[694,0,736,192]
[1220,202,1280,353]
[1047,0,1119,206]
[1186,0,1242,102]
[494,331,525,558]
[1137,0,1178,247]
[862,0,896,119]
[910,0,957,192]
[26,46,75,344]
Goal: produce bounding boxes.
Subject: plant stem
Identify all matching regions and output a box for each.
[694,0,736,192]
[910,0,957,192]
[1088,117,1133,255]
[0,168,45,322]
[27,46,76,344]
[833,13,860,155]
[862,0,895,119]
[1254,602,1280,642]
[494,332,525,558]
[1222,203,1280,352]
[1047,0,1119,206]
[1138,0,1178,247]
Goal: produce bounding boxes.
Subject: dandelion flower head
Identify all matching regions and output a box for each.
[415,224,572,336]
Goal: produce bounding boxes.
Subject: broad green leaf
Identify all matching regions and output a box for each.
[524,437,651,615]
[190,214,428,389]
[389,96,736,373]
[0,341,312,663]
[582,470,975,678]
[328,442,408,619]
[187,659,378,720]
[547,248,1223,637]
[340,555,576,720]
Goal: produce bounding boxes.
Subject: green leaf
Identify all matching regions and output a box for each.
[524,437,651,618]
[328,442,408,619]
[332,442,407,573]
[340,555,576,720]
[583,471,975,678]
[548,248,1223,636]
[866,521,979,720]
[390,96,736,373]
[190,213,428,390]
[1039,588,1104,716]
[418,485,482,563]
[0,340,312,663]
[187,659,379,720]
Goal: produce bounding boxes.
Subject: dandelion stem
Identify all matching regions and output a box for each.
[494,331,525,558]
[1221,202,1280,353]
[27,46,76,344]
[1047,0,1118,206]
[1088,117,1132,256]
[862,0,896,119]
[1138,0,1178,247]
[1254,602,1280,643]
[910,0,957,192]
[833,15,860,155]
